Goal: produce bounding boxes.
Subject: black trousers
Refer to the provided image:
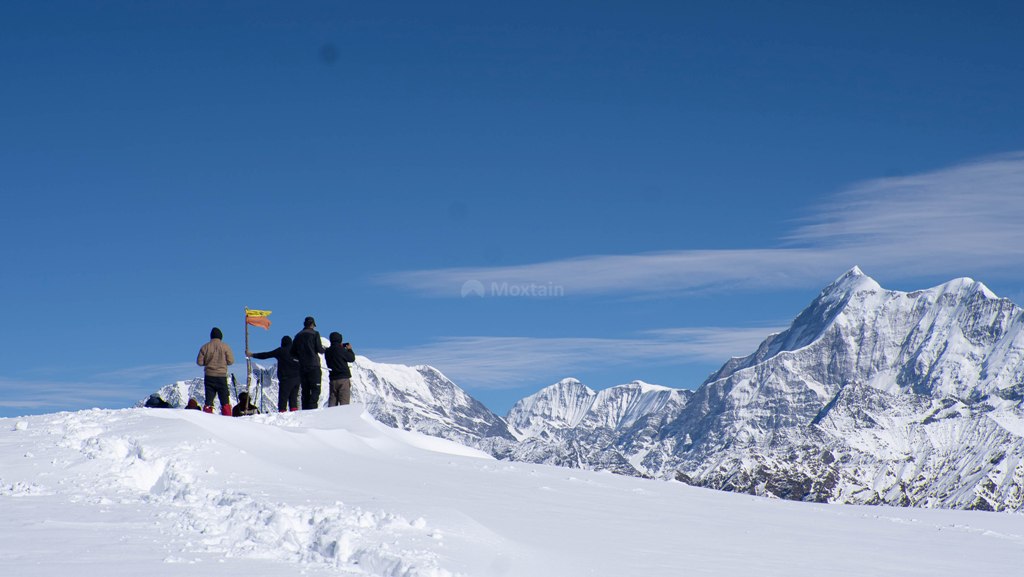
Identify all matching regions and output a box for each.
[300,368,322,410]
[204,375,230,407]
[278,377,300,412]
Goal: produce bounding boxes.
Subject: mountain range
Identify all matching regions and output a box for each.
[149,267,1024,511]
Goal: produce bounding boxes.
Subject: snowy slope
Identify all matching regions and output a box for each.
[4,407,1024,577]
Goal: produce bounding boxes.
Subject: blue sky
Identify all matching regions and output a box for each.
[3,1,1024,417]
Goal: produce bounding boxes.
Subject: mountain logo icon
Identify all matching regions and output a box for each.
[461,280,486,298]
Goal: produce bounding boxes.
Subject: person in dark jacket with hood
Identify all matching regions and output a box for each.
[290,316,325,409]
[325,332,356,406]
[248,335,301,412]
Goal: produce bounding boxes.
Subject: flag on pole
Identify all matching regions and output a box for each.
[245,308,272,330]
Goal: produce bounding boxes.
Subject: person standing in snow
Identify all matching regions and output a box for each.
[196,327,235,415]
[290,316,325,410]
[325,332,356,406]
[248,335,301,412]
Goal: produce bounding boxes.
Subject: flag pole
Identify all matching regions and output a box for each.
[245,307,252,397]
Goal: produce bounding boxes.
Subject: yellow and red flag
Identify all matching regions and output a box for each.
[245,308,272,330]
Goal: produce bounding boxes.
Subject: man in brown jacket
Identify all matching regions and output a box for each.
[197,327,235,415]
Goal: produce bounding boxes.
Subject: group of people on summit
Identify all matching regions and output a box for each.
[194,316,355,415]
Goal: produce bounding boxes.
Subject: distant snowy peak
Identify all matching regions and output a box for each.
[586,381,687,431]
[507,378,689,439]
[506,378,596,438]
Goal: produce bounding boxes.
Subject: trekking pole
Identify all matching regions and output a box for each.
[251,373,260,414]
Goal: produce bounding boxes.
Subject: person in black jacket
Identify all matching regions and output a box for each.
[290,316,325,409]
[325,332,356,406]
[248,335,301,412]
[232,392,260,417]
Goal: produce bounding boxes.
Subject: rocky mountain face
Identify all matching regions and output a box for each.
[147,268,1024,511]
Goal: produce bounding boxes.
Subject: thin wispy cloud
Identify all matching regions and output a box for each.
[365,326,781,390]
[0,363,198,414]
[787,152,1024,277]
[94,362,198,383]
[379,153,1024,297]
[379,249,837,298]
[0,377,137,411]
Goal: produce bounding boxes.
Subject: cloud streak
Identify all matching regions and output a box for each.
[0,377,139,413]
[93,362,199,383]
[787,152,1024,276]
[0,363,199,416]
[379,249,838,298]
[379,152,1024,297]
[365,325,782,390]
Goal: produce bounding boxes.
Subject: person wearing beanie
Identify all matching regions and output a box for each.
[290,316,325,409]
[248,335,301,412]
[232,392,260,417]
[325,332,356,406]
[196,326,235,415]
[144,393,172,408]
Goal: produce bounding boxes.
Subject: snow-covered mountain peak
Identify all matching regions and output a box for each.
[703,267,1021,390]
[930,276,999,301]
[505,378,597,438]
[585,380,688,431]
[819,266,883,301]
[501,378,692,445]
[590,380,676,405]
[619,380,669,392]
[700,269,882,384]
